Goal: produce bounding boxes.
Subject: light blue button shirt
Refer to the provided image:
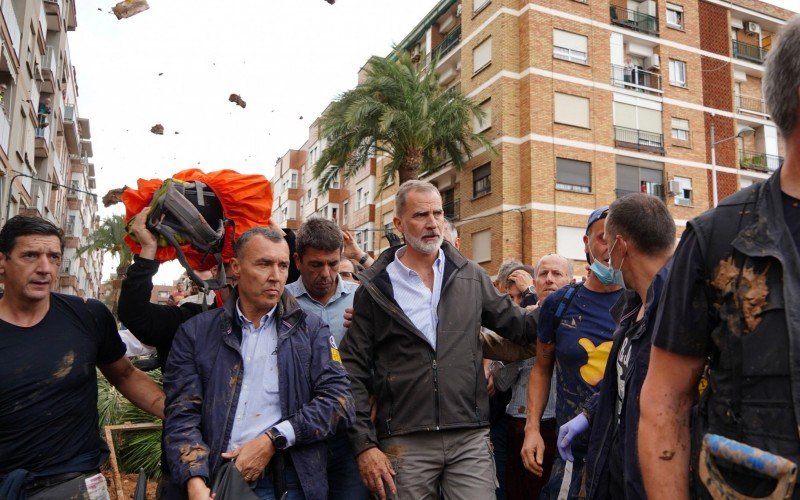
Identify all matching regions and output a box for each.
[227,301,295,451]
[386,247,445,350]
[285,277,358,345]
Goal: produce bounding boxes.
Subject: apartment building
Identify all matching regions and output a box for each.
[272,0,795,275]
[0,0,103,298]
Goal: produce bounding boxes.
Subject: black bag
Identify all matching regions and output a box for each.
[210,461,259,500]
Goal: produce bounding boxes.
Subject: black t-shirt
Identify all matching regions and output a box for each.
[653,192,800,357]
[0,294,126,473]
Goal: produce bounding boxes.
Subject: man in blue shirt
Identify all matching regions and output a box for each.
[285,218,365,499]
[521,207,623,499]
[164,227,353,500]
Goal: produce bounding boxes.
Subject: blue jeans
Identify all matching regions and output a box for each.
[327,429,368,499]
[254,466,305,500]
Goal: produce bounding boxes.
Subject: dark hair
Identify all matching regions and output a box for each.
[0,215,64,254]
[606,193,675,255]
[296,218,343,258]
[764,16,800,137]
[234,227,285,258]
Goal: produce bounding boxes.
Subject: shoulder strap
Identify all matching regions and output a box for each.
[552,282,584,331]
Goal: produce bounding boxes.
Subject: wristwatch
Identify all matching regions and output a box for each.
[358,253,370,265]
[522,285,536,297]
[266,427,289,450]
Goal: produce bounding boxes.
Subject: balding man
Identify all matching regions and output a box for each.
[494,254,573,499]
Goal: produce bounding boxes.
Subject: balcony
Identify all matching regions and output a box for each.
[2,0,21,58]
[443,199,460,221]
[732,40,768,64]
[735,94,767,116]
[611,64,662,95]
[740,150,782,172]
[0,108,10,155]
[34,127,50,158]
[430,25,461,63]
[41,46,57,92]
[43,0,62,31]
[614,126,664,153]
[351,203,375,228]
[610,6,659,37]
[63,104,79,153]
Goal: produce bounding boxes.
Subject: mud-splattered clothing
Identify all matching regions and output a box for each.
[653,169,800,497]
[537,284,622,458]
[0,293,125,473]
[163,290,354,500]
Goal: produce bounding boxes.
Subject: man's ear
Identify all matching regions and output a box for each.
[230,257,240,277]
[293,252,302,270]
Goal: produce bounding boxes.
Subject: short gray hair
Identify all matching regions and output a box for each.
[234,227,285,258]
[395,180,440,218]
[497,259,523,284]
[764,16,800,137]
[442,218,458,242]
[534,254,573,279]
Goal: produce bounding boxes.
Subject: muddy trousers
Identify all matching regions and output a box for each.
[379,428,497,500]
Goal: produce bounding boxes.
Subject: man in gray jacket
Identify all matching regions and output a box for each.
[340,180,537,499]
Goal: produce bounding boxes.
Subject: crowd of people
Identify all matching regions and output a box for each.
[1,14,800,500]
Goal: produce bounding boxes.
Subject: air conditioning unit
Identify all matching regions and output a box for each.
[668,180,682,195]
[644,54,660,70]
[676,197,692,207]
[746,21,761,35]
[456,3,463,17]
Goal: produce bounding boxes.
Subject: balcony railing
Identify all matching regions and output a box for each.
[611,64,662,94]
[44,46,57,74]
[732,40,768,64]
[553,46,587,64]
[431,25,461,63]
[610,6,659,36]
[64,104,76,121]
[740,150,782,172]
[614,126,664,153]
[443,199,460,221]
[2,0,21,57]
[735,94,767,115]
[0,108,10,155]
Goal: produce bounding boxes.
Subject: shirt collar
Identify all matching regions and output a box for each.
[289,276,356,303]
[393,246,445,277]
[235,299,277,329]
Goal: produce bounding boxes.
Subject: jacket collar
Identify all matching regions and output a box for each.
[223,286,304,337]
[359,240,468,285]
[731,168,788,259]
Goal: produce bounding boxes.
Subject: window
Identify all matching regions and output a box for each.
[556,158,592,193]
[666,4,684,29]
[616,164,664,198]
[474,0,490,13]
[553,30,588,64]
[472,163,491,198]
[356,188,363,209]
[740,177,754,190]
[306,189,312,203]
[343,201,349,225]
[474,98,492,132]
[473,37,492,73]
[669,59,687,87]
[472,229,491,263]
[331,207,338,221]
[673,176,692,206]
[554,93,590,128]
[671,118,690,141]
[556,226,586,261]
[290,172,298,189]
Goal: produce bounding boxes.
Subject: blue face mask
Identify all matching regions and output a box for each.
[589,240,625,286]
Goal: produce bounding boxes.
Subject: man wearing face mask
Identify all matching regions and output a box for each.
[521,207,624,498]
[554,194,675,499]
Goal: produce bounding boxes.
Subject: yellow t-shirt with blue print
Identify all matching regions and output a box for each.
[538,284,623,459]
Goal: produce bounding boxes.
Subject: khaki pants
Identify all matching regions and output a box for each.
[381,428,497,500]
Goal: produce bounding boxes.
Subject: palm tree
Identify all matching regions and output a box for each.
[78,214,133,317]
[314,50,495,193]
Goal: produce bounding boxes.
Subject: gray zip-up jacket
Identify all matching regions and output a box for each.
[340,241,537,455]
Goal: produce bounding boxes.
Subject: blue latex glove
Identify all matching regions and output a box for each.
[557,413,589,462]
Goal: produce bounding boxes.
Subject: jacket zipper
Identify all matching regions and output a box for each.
[432,357,440,431]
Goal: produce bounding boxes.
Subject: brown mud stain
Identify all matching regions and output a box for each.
[179,444,208,466]
[659,450,675,461]
[711,257,739,294]
[739,265,769,333]
[53,351,75,378]
[385,445,407,458]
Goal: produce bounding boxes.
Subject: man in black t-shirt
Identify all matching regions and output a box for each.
[639,17,800,499]
[0,216,165,500]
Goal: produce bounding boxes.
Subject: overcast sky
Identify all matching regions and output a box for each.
[69,0,795,284]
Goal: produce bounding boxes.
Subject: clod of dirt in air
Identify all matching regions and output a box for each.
[229,94,247,108]
[102,187,127,207]
[299,116,304,120]
[97,7,102,11]
[112,0,149,20]
[158,72,164,76]
[324,0,335,4]
[150,124,164,135]
[174,131,180,135]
